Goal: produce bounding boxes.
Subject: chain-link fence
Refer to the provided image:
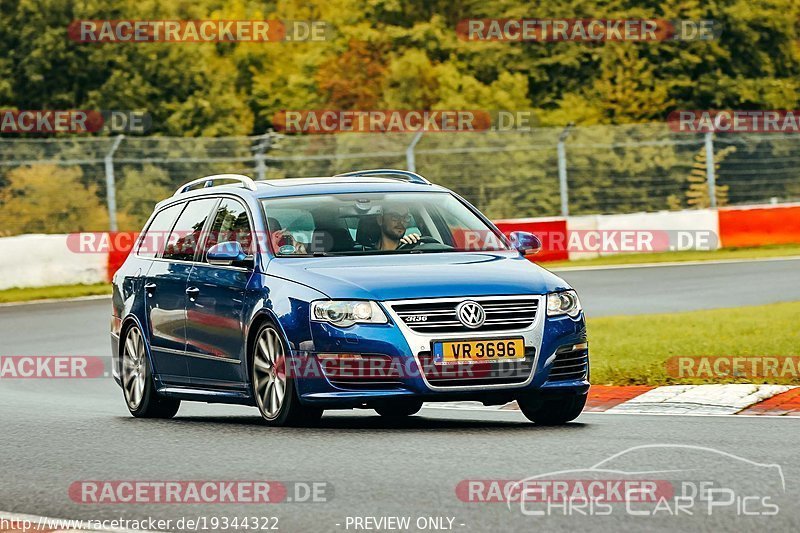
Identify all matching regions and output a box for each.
[1,123,799,235]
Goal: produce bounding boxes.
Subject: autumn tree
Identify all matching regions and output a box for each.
[0,165,108,235]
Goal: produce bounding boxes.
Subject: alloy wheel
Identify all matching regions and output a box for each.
[253,327,287,419]
[122,326,147,409]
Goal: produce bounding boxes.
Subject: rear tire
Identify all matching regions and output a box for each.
[121,324,181,419]
[251,322,323,427]
[375,400,423,418]
[517,393,586,425]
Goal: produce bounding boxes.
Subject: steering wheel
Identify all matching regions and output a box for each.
[397,235,440,250]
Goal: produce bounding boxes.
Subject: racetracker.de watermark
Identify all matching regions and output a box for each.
[273,110,492,133]
[69,480,331,504]
[68,20,330,43]
[668,110,800,133]
[526,230,718,253]
[457,479,674,503]
[65,229,718,255]
[272,110,568,133]
[0,356,107,379]
[456,19,719,42]
[666,356,800,379]
[0,110,151,134]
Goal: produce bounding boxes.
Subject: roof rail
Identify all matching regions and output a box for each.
[174,174,257,196]
[334,168,431,185]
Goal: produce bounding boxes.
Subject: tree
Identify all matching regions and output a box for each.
[116,165,174,231]
[0,165,108,235]
[317,40,388,109]
[685,144,736,208]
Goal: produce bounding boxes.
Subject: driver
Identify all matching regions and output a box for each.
[376,206,421,251]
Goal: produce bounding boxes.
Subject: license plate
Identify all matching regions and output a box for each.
[432,338,525,364]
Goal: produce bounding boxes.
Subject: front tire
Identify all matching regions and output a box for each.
[517,393,586,425]
[251,323,323,427]
[121,324,180,418]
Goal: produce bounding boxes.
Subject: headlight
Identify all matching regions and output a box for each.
[547,290,582,318]
[311,300,388,327]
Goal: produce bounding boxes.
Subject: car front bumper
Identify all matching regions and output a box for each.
[294,297,589,407]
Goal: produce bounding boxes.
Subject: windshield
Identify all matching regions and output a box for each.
[261,192,509,256]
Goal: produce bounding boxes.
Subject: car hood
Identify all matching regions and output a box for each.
[266,252,571,301]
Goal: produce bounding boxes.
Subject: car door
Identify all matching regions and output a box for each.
[144,198,217,386]
[185,197,256,390]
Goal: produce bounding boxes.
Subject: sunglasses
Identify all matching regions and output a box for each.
[384,212,412,224]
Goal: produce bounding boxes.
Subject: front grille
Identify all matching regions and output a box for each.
[391,297,539,334]
[547,346,589,382]
[417,348,536,387]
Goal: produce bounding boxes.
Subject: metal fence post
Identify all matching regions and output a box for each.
[406,131,424,172]
[104,135,124,232]
[253,133,271,181]
[705,131,717,208]
[557,123,574,217]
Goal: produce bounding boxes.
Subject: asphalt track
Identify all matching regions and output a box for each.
[1,258,798,532]
[552,256,800,316]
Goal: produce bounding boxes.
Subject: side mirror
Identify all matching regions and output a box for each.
[509,231,542,257]
[207,241,253,268]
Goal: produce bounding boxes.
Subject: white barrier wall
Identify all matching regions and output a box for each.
[564,215,600,261]
[565,209,720,260]
[592,209,720,255]
[0,234,106,290]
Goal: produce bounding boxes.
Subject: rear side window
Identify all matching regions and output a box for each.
[203,199,255,260]
[136,203,182,258]
[162,199,218,262]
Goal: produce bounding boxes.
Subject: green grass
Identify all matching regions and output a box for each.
[545,243,800,269]
[588,301,800,385]
[0,282,111,303]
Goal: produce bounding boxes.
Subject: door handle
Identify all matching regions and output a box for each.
[144,282,156,295]
[186,287,200,297]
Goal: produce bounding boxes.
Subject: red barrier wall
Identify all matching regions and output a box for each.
[493,218,569,262]
[106,232,138,280]
[719,205,800,248]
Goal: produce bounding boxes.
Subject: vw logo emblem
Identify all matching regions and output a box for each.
[456,301,486,328]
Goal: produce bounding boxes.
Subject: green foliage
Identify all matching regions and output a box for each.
[0,164,108,234]
[116,165,174,230]
[1,0,798,133]
[685,144,735,208]
[0,0,799,231]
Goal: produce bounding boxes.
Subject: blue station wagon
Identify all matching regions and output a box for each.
[111,169,589,426]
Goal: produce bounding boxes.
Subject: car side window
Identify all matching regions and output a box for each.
[162,199,217,262]
[136,203,183,258]
[203,198,255,260]
[265,208,314,252]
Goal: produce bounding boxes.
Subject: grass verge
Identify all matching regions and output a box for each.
[545,243,800,269]
[589,301,800,385]
[0,282,111,304]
